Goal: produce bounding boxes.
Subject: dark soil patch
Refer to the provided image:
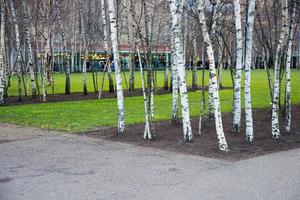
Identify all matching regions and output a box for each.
[85,106,300,161]
[4,86,232,106]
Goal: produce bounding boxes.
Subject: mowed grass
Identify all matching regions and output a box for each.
[7,70,231,96]
[1,70,300,132]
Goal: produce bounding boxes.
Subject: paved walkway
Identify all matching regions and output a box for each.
[1,124,300,200]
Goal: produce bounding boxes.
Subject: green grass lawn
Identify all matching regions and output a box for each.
[7,70,233,97]
[1,70,299,132]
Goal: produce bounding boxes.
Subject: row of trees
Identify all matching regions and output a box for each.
[0,0,299,151]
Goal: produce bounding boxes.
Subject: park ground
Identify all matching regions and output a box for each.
[1,70,300,132]
[1,124,300,200]
[1,70,300,199]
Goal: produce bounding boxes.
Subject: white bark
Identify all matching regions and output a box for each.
[171,38,179,124]
[285,6,296,133]
[100,0,114,94]
[137,48,151,138]
[8,0,22,101]
[192,38,198,90]
[143,0,155,139]
[0,5,5,105]
[22,1,36,97]
[56,0,71,95]
[198,0,228,151]
[244,0,256,142]
[71,1,75,73]
[169,0,193,142]
[126,0,136,92]
[271,0,288,138]
[164,52,170,90]
[41,1,51,102]
[79,0,87,95]
[108,0,125,134]
[217,41,223,89]
[232,0,243,133]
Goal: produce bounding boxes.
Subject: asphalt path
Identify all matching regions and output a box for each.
[1,124,300,200]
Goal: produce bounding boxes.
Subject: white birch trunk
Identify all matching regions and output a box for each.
[8,0,22,101]
[79,0,87,95]
[126,0,135,92]
[169,0,193,142]
[232,0,243,133]
[0,5,5,105]
[285,6,296,133]
[108,0,125,134]
[198,0,228,151]
[23,0,36,98]
[143,0,155,139]
[171,38,179,125]
[192,38,198,89]
[217,41,223,89]
[163,51,169,90]
[137,48,151,138]
[56,0,71,95]
[71,1,75,73]
[100,0,114,94]
[271,0,288,138]
[41,1,51,102]
[244,0,256,142]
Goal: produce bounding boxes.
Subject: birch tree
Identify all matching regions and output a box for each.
[232,0,243,133]
[198,0,228,151]
[79,0,88,95]
[192,37,198,90]
[285,6,296,133]
[0,2,5,105]
[22,0,37,98]
[126,0,136,92]
[55,0,71,95]
[163,49,170,90]
[100,0,114,94]
[271,0,288,139]
[108,0,125,134]
[137,48,151,138]
[171,37,179,125]
[243,0,256,142]
[41,0,52,102]
[169,0,193,142]
[7,0,22,101]
[71,0,76,73]
[143,0,155,139]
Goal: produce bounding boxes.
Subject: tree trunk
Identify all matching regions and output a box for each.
[192,38,198,90]
[169,0,193,142]
[163,51,169,90]
[127,0,136,92]
[271,0,288,139]
[143,0,155,139]
[108,0,125,134]
[243,0,256,142]
[0,4,5,105]
[232,0,243,133]
[22,1,37,98]
[8,0,22,101]
[100,0,114,94]
[79,0,88,95]
[284,6,296,133]
[171,38,179,125]
[55,0,71,95]
[198,0,228,151]
[137,49,151,138]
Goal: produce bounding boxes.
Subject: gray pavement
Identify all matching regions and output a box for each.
[1,123,300,200]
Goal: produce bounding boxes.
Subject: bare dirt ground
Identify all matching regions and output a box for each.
[86,106,300,161]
